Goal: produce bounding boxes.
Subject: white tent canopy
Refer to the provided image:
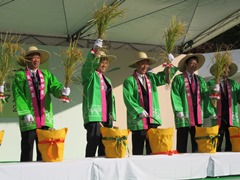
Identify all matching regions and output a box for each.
[0,0,240,52]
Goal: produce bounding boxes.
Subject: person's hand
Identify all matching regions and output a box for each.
[176,112,185,119]
[62,87,71,96]
[213,84,220,92]
[139,110,149,118]
[168,53,174,62]
[0,85,4,93]
[93,39,103,49]
[109,114,114,121]
[24,114,34,123]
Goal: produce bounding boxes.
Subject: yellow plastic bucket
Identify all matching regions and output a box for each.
[100,127,130,158]
[36,128,68,162]
[195,125,219,153]
[146,128,174,154]
[229,127,240,152]
[0,130,4,145]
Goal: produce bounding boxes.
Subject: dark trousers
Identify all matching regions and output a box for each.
[217,122,232,152]
[20,126,49,162]
[132,130,151,155]
[84,122,105,157]
[131,123,158,155]
[177,126,198,153]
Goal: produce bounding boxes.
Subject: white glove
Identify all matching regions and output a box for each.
[93,39,103,49]
[109,114,114,121]
[168,53,174,62]
[0,85,4,93]
[139,110,149,118]
[62,87,71,96]
[176,112,185,118]
[24,114,34,123]
[213,84,220,92]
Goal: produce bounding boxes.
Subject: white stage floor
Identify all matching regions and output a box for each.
[0,152,240,180]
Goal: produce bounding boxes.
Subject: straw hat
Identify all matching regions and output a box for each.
[97,50,116,63]
[210,62,238,77]
[18,46,50,67]
[178,54,205,72]
[129,52,156,68]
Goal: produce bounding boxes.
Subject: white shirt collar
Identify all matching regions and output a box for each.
[136,71,145,77]
[136,71,145,84]
[27,66,38,75]
[186,71,194,78]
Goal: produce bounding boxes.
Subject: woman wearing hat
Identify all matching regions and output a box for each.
[12,46,70,162]
[171,54,214,153]
[123,51,178,155]
[81,40,117,157]
[208,62,240,151]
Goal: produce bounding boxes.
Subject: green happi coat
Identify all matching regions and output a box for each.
[171,73,214,128]
[123,67,178,131]
[208,79,240,126]
[12,69,63,132]
[81,52,116,124]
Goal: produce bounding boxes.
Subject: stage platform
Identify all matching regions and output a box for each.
[0,152,240,180]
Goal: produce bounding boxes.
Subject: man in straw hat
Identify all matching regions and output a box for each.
[171,54,214,153]
[208,61,240,152]
[12,46,70,162]
[81,39,117,157]
[123,51,178,155]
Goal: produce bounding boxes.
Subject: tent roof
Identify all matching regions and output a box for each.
[0,0,240,52]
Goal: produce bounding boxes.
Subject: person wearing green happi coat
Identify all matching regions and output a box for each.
[208,62,240,151]
[81,39,117,157]
[12,46,70,162]
[171,54,215,153]
[123,51,178,155]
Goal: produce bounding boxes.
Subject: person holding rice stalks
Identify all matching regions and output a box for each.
[171,54,215,153]
[123,51,178,155]
[81,40,117,157]
[207,51,240,152]
[12,46,70,162]
[59,38,84,103]
[161,15,186,85]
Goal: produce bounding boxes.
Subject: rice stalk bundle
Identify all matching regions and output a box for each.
[161,16,186,84]
[60,39,84,88]
[210,49,233,107]
[0,33,24,112]
[211,50,232,84]
[93,1,124,39]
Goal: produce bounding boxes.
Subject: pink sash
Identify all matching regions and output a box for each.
[217,81,233,126]
[96,71,107,122]
[183,72,202,126]
[26,69,45,128]
[133,71,153,129]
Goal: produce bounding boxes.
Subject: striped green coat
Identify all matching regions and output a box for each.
[171,73,214,128]
[123,67,178,131]
[12,69,63,132]
[81,52,116,124]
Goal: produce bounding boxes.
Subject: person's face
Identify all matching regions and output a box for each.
[26,53,41,70]
[97,57,109,73]
[185,58,198,74]
[136,59,150,75]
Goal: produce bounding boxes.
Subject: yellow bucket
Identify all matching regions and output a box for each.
[0,130,4,145]
[100,127,130,158]
[146,128,174,154]
[36,128,68,162]
[195,125,219,153]
[229,127,240,152]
